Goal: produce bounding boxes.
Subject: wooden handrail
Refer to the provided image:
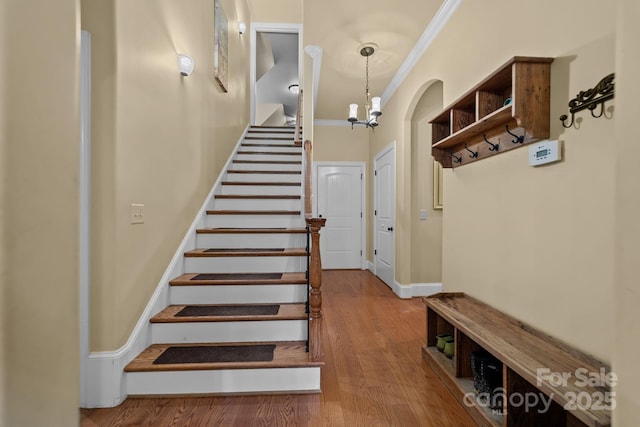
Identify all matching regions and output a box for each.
[294,88,325,361]
[304,140,312,219]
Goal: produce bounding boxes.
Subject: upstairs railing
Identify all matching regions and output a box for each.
[295,89,325,362]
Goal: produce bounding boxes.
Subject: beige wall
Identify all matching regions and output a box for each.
[371,0,615,363]
[410,81,443,283]
[313,125,370,163]
[248,0,301,23]
[0,2,6,422]
[2,0,81,425]
[613,0,640,424]
[82,0,251,351]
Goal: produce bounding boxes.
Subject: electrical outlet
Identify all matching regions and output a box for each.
[130,203,144,224]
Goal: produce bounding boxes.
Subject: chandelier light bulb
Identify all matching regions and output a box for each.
[348,104,358,122]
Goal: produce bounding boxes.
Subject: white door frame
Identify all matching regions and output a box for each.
[373,142,396,281]
[250,23,303,126]
[79,30,91,406]
[313,161,367,270]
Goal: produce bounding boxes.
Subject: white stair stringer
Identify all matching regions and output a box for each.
[123,125,319,399]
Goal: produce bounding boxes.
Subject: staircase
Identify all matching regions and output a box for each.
[124,126,323,396]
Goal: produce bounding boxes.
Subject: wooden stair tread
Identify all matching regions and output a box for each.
[233,160,301,164]
[227,170,301,174]
[169,272,307,286]
[214,194,301,199]
[150,303,307,323]
[221,181,301,186]
[197,227,306,234]
[185,248,307,257]
[206,210,301,215]
[124,341,323,372]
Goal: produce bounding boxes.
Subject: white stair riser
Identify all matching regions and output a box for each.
[236,154,301,162]
[225,173,302,183]
[127,367,321,396]
[220,184,301,195]
[240,145,301,153]
[206,214,304,228]
[151,320,307,344]
[246,133,296,139]
[196,233,306,248]
[185,256,306,273]
[170,284,308,305]
[212,197,302,211]
[230,162,301,171]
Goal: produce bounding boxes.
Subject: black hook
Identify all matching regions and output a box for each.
[483,134,499,151]
[505,124,524,143]
[589,103,605,118]
[449,151,462,164]
[464,143,478,158]
[560,113,574,128]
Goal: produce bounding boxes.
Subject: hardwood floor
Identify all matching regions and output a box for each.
[80,270,475,426]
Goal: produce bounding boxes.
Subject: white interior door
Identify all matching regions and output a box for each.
[374,145,395,287]
[316,164,363,269]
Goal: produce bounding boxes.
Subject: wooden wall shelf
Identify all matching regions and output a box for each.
[422,293,612,427]
[431,57,554,168]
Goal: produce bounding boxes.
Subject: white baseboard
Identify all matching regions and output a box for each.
[392,281,443,299]
[81,125,249,408]
[365,260,441,299]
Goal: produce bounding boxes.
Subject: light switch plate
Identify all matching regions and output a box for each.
[130,203,144,224]
[420,210,427,220]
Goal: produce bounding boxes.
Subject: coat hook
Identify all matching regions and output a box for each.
[505,124,524,144]
[483,134,499,151]
[560,113,574,128]
[464,143,478,158]
[449,151,462,164]
[560,73,614,128]
[589,102,605,118]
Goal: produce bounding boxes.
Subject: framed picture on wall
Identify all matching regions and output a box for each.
[433,160,443,209]
[214,0,228,92]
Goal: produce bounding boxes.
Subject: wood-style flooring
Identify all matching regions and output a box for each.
[80,270,475,426]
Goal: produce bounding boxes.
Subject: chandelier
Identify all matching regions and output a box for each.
[348,44,382,128]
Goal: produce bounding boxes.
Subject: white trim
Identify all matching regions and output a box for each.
[373,142,396,287]
[82,125,249,408]
[313,161,367,269]
[250,23,303,126]
[367,260,375,274]
[79,30,92,407]
[314,119,351,127]
[380,0,462,107]
[303,45,322,114]
[390,281,443,299]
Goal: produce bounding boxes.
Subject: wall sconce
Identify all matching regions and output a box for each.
[238,22,246,36]
[177,53,195,77]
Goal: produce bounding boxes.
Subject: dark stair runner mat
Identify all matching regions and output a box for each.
[191,273,283,281]
[153,345,276,364]
[203,248,285,252]
[176,304,280,317]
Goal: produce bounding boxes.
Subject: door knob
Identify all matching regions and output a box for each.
[387,227,393,231]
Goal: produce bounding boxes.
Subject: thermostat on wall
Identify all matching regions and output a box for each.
[529,140,560,166]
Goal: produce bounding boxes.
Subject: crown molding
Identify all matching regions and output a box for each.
[380,0,462,107]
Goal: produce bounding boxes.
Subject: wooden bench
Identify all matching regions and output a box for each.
[422,293,612,427]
